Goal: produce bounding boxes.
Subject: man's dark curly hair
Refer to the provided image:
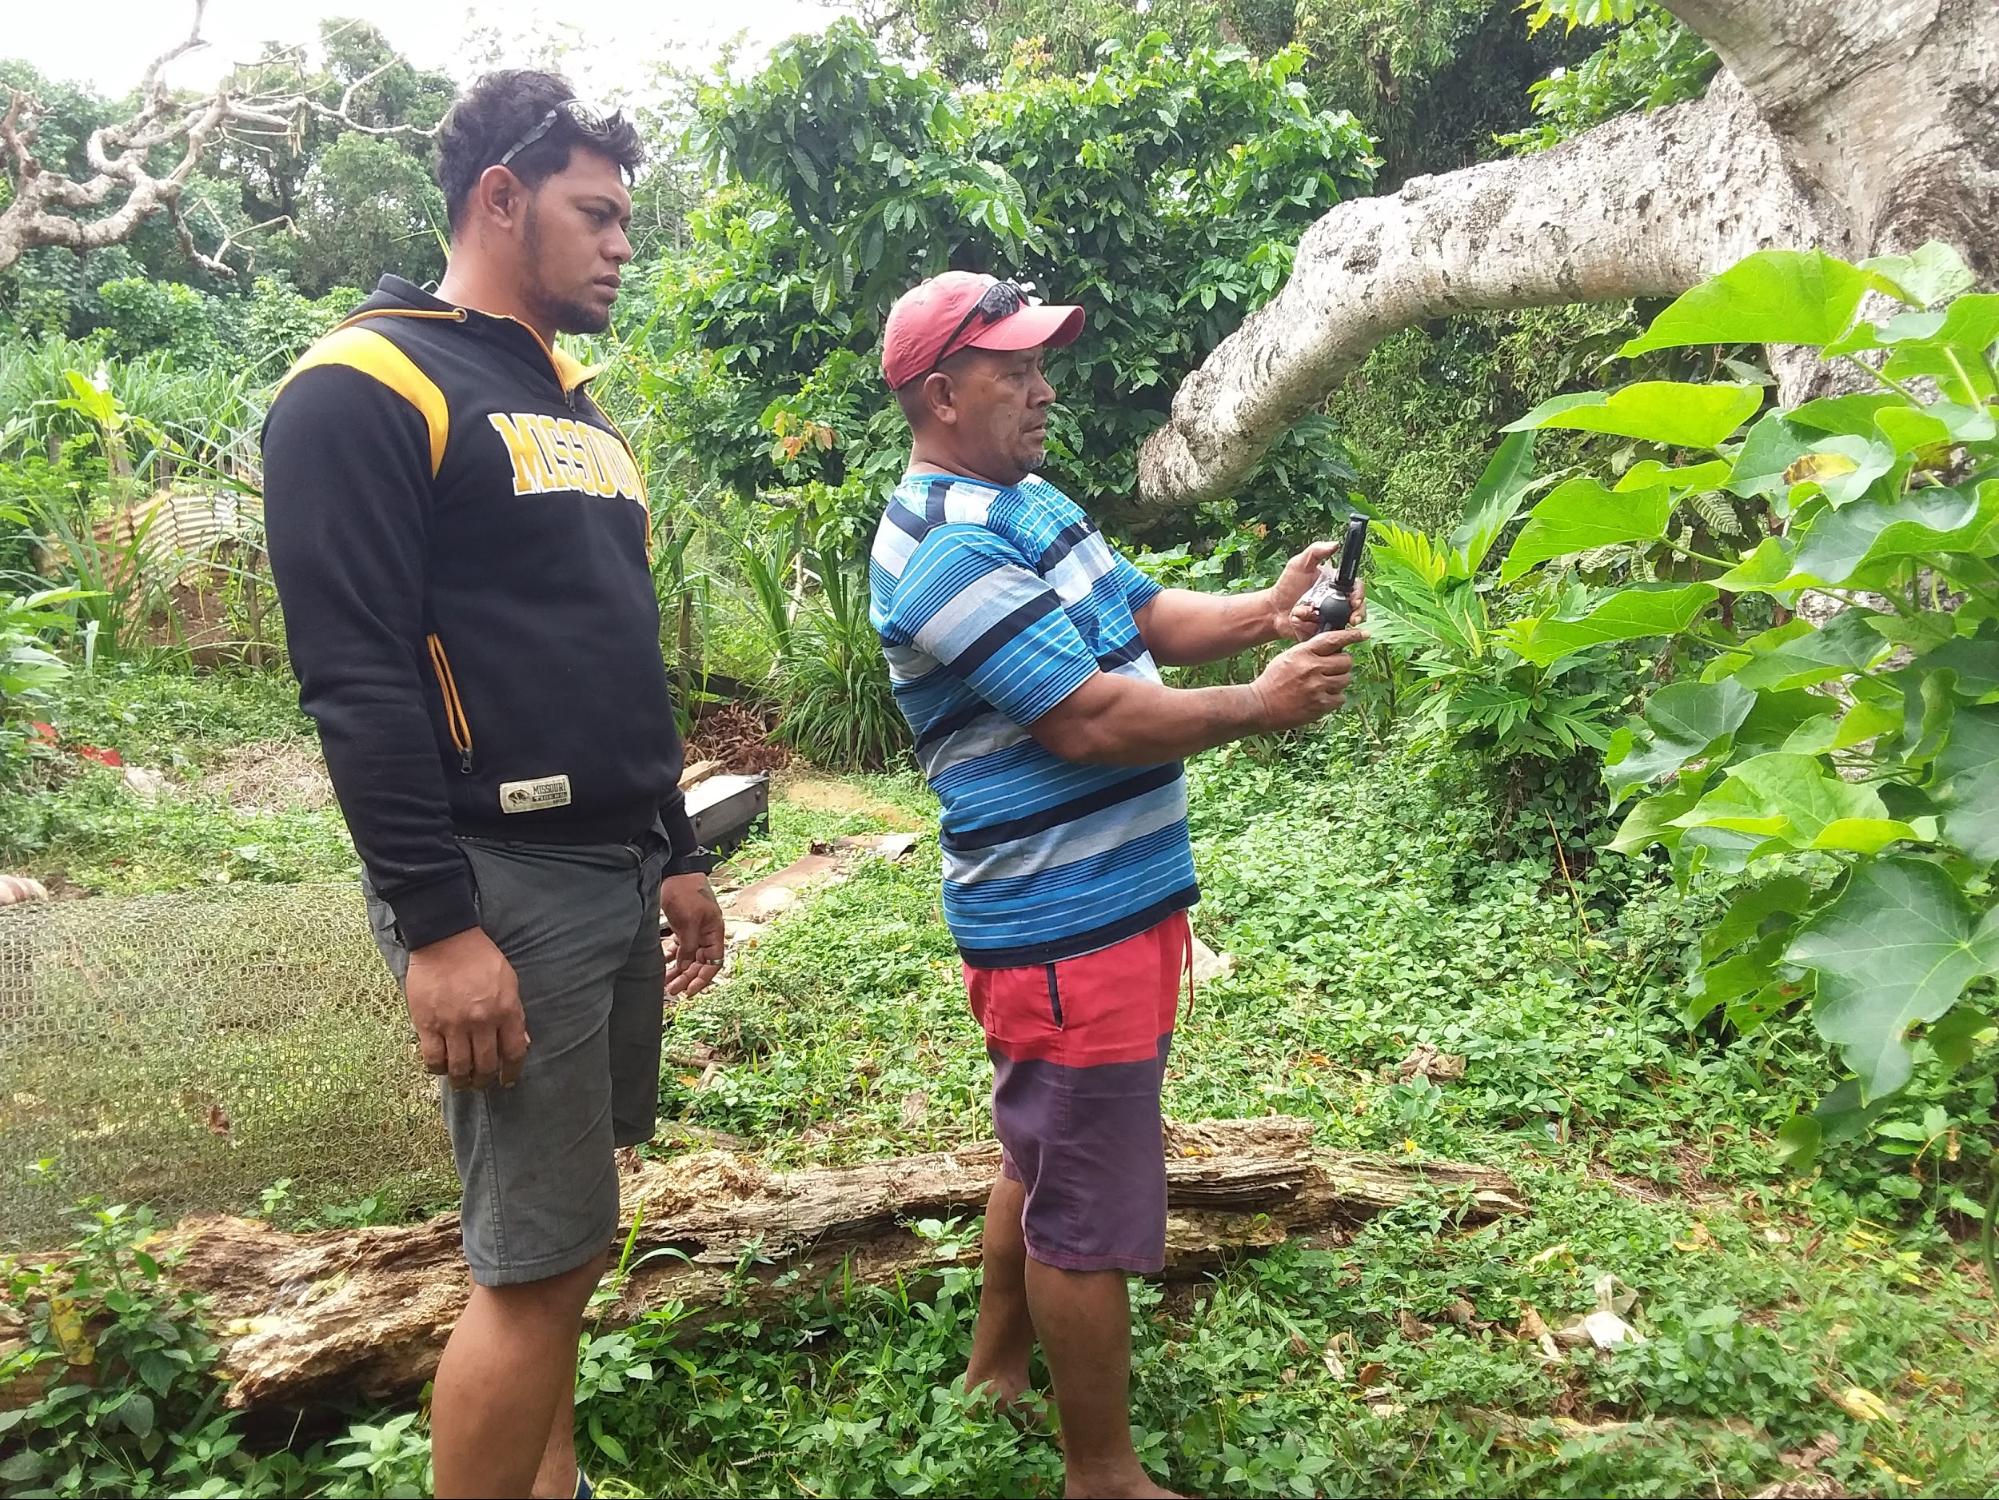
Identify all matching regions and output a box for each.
[435,70,644,232]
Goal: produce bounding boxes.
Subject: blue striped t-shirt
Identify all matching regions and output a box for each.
[870,471,1198,968]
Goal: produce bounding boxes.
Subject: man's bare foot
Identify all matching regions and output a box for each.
[1062,1466,1180,1499]
[962,1366,1044,1422]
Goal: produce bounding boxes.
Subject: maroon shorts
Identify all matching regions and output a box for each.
[964,911,1191,1274]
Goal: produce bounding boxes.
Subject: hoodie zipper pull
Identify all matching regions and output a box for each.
[459,748,475,775]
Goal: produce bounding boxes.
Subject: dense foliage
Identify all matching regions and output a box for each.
[1481,245,1999,1178]
[4,8,1997,1497]
[640,23,1373,540]
[4,706,1995,1496]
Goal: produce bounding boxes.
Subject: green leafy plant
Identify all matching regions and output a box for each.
[775,545,910,771]
[0,1203,245,1497]
[1365,431,1632,765]
[0,584,89,779]
[1499,1,1715,152]
[1484,243,1999,1160]
[661,24,1374,531]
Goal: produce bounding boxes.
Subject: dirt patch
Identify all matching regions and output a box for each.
[686,703,792,776]
[202,740,336,814]
[780,774,927,830]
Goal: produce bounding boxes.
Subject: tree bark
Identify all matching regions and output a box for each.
[1136,0,1999,510]
[1658,0,1999,283]
[89,1118,1521,1412]
[0,3,434,278]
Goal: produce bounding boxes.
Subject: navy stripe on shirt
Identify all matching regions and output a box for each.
[871,471,1197,966]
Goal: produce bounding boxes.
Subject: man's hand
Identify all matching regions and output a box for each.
[1252,627,1368,730]
[404,927,530,1091]
[1266,540,1339,641]
[1285,578,1367,638]
[661,873,726,998]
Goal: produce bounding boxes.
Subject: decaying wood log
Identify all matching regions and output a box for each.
[126,1117,1521,1411]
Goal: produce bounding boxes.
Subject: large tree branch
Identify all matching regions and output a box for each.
[1135,75,1822,510]
[0,1,437,278]
[1659,0,1998,280]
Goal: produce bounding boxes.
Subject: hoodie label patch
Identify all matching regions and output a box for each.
[499,774,573,814]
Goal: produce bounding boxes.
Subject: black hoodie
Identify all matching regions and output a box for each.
[261,275,697,949]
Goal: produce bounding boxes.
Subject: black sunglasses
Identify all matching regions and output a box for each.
[497,98,622,170]
[929,278,1039,375]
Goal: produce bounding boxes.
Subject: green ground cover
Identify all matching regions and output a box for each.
[7,668,1989,1498]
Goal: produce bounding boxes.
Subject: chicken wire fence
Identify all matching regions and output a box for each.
[0,883,453,1246]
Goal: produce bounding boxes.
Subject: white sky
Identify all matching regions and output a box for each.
[4,0,849,102]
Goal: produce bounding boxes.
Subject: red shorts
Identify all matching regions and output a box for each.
[964,911,1191,1273]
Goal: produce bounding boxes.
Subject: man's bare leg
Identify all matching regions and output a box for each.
[431,1254,604,1498]
[963,1176,1035,1406]
[530,1357,582,1499]
[1024,1260,1178,1500]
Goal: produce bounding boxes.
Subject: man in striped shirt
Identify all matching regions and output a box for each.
[871,271,1366,1499]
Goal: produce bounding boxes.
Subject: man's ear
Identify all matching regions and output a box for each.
[469,165,528,232]
[921,370,958,428]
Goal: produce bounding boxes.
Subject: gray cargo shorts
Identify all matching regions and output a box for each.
[364,835,667,1287]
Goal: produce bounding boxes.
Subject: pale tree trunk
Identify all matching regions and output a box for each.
[1137,0,1999,509]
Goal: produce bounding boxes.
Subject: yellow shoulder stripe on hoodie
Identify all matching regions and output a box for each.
[277,327,450,477]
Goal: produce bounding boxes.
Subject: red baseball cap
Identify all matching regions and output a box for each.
[881,271,1084,389]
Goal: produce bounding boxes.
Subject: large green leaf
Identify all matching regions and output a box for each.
[1789,859,1999,1098]
[1684,939,1784,1027]
[1919,629,1999,701]
[1498,477,1673,582]
[1860,242,1977,308]
[1787,481,1998,588]
[1713,536,1796,593]
[1671,752,1917,854]
[1732,687,1840,755]
[1785,393,1901,438]
[1501,583,1716,667]
[1932,705,1999,864]
[1609,781,1702,855]
[1824,292,1999,359]
[1622,250,1884,356]
[1728,609,1893,691]
[1786,434,1898,507]
[1448,430,1540,571]
[1606,677,1756,802]
[1704,873,1815,962]
[1505,381,1762,450]
[1728,413,1818,498]
[1616,458,1733,495]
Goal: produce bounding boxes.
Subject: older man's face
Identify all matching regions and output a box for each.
[942,346,1057,484]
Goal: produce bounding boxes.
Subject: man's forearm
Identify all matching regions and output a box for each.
[1136,588,1278,667]
[1035,675,1273,765]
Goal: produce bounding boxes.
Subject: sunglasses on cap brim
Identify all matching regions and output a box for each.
[926,279,1040,376]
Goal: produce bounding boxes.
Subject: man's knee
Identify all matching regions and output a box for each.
[469,1253,606,1323]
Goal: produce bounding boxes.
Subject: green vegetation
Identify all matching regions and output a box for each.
[3,6,1995,1498]
[7,731,1996,1496]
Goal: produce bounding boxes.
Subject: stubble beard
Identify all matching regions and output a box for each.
[521,202,612,337]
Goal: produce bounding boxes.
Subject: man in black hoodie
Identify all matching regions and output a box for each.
[262,72,722,1499]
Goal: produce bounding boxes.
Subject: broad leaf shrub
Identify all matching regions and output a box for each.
[654,23,1375,533]
[1,1203,435,1497]
[1484,243,1999,1173]
[1364,430,1635,771]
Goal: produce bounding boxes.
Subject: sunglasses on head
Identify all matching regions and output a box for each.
[497,98,622,170]
[929,278,1040,375]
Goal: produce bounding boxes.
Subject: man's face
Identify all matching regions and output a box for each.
[939,346,1057,484]
[519,146,634,336]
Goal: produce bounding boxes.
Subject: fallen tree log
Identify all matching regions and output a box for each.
[139,1117,1520,1411]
